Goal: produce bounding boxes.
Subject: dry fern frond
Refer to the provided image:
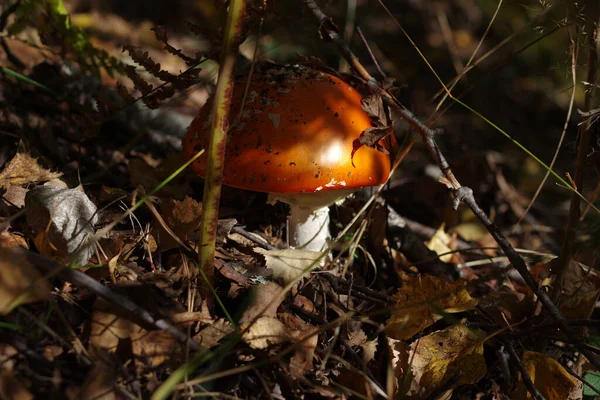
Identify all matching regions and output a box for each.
[152,26,199,66]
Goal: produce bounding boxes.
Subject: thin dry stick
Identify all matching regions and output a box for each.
[514,29,578,231]
[197,0,247,301]
[505,343,546,400]
[553,0,600,303]
[22,249,202,351]
[300,0,600,370]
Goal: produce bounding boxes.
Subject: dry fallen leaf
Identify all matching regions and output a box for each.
[74,361,116,400]
[253,247,322,284]
[194,319,234,348]
[425,224,453,263]
[385,274,477,340]
[399,324,486,399]
[239,281,284,323]
[0,152,62,189]
[0,248,52,314]
[281,313,318,377]
[25,185,99,265]
[241,316,289,349]
[88,297,181,367]
[156,196,202,251]
[0,370,34,400]
[553,259,600,321]
[513,351,580,400]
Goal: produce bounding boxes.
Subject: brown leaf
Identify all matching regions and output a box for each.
[281,313,318,377]
[75,362,116,400]
[385,275,477,340]
[156,196,202,251]
[0,370,34,400]
[88,288,184,367]
[239,282,284,323]
[554,259,600,321]
[241,316,289,349]
[350,93,394,163]
[0,153,62,189]
[0,248,52,314]
[512,351,579,400]
[0,231,28,250]
[194,319,234,348]
[398,325,486,398]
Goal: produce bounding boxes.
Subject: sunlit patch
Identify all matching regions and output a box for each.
[320,141,343,165]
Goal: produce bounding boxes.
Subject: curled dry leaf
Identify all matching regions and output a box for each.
[0,152,62,189]
[351,93,394,163]
[25,185,99,265]
[0,248,51,314]
[395,324,486,399]
[385,274,477,340]
[253,247,322,285]
[241,316,289,350]
[512,351,580,400]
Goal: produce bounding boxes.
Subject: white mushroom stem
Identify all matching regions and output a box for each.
[268,189,355,252]
[287,204,330,252]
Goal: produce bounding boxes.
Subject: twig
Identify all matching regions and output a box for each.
[553,1,600,302]
[356,26,387,78]
[22,249,202,352]
[231,226,277,250]
[505,343,546,400]
[299,0,600,371]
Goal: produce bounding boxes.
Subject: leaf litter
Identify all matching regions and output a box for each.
[1,2,600,399]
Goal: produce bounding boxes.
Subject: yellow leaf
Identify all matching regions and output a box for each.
[398,325,486,398]
[0,153,62,189]
[426,224,453,263]
[385,275,477,340]
[513,351,579,400]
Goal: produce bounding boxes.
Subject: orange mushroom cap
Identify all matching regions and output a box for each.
[183,65,394,194]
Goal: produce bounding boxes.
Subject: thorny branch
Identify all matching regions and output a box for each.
[300,0,600,370]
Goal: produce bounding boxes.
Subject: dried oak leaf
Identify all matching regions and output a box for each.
[512,351,580,400]
[402,325,486,399]
[385,274,477,340]
[0,153,62,189]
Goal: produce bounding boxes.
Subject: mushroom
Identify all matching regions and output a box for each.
[183,64,395,252]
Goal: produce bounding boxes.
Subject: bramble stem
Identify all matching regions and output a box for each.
[198,0,247,303]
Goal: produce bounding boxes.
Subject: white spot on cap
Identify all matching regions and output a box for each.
[268,113,280,129]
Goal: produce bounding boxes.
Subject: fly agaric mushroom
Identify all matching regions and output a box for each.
[183,64,394,252]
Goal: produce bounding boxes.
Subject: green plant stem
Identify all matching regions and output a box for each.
[197,0,246,302]
[553,0,600,303]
